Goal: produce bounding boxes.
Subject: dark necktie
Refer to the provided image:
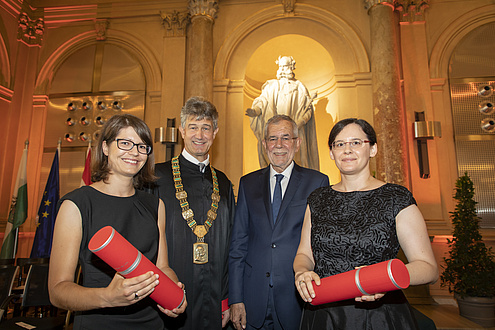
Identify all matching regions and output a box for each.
[272,174,283,223]
[198,163,205,173]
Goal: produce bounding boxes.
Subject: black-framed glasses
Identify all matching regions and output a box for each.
[331,139,370,150]
[116,139,152,155]
[265,136,298,146]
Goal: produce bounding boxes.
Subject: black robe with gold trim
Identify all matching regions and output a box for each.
[154,155,235,330]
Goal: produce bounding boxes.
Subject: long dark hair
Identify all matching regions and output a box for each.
[91,114,156,189]
[328,118,377,149]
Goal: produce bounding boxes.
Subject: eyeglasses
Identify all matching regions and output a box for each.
[115,139,152,155]
[265,136,298,146]
[331,139,370,150]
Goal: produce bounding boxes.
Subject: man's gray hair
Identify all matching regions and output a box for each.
[264,115,298,140]
[180,96,219,130]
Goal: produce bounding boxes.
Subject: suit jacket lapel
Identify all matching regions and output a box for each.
[261,167,274,228]
[274,163,302,227]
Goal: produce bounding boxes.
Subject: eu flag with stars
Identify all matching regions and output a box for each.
[30,148,60,258]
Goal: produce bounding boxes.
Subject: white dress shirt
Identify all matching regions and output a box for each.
[182,149,209,172]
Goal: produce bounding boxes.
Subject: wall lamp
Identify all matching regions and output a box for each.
[478,84,493,97]
[112,100,123,110]
[413,111,442,179]
[481,118,495,133]
[155,118,179,161]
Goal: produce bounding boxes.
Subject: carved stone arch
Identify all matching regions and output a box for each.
[35,29,161,94]
[429,5,495,79]
[428,5,495,230]
[0,33,10,87]
[214,4,369,81]
[212,4,370,183]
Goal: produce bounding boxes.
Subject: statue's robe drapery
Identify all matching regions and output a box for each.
[250,78,319,170]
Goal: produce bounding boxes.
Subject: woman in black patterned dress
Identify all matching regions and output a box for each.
[293,118,438,329]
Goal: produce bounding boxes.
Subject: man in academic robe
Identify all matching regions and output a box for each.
[154,96,235,329]
[229,115,329,330]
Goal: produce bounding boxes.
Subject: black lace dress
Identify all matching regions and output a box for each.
[300,184,419,330]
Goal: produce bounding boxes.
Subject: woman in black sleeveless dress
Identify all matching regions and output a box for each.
[49,114,186,329]
[293,118,438,329]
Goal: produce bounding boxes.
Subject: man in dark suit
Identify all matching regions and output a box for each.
[229,115,329,330]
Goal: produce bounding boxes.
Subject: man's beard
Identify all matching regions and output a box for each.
[276,71,295,80]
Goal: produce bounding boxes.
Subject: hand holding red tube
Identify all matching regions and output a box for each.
[88,226,185,311]
[297,259,410,306]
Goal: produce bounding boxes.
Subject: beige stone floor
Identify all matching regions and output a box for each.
[413,303,495,330]
[5,302,494,330]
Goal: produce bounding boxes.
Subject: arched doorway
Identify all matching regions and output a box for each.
[35,31,161,199]
[243,34,336,176]
[449,22,495,229]
[213,4,370,186]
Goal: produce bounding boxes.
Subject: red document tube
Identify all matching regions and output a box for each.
[88,226,185,310]
[222,298,229,312]
[310,259,410,306]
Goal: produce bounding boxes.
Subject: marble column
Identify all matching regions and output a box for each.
[159,10,189,161]
[185,0,218,101]
[398,0,443,215]
[8,13,45,230]
[396,0,436,305]
[365,0,410,188]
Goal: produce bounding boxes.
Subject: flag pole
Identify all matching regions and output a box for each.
[10,139,29,259]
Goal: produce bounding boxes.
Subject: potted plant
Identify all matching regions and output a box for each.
[441,172,495,327]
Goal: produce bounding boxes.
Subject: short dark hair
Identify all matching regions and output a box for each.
[91,114,156,189]
[328,118,377,149]
[264,115,298,140]
[180,96,218,130]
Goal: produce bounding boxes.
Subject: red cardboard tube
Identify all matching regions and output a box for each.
[222,298,229,312]
[310,259,410,306]
[89,226,185,310]
[221,298,229,319]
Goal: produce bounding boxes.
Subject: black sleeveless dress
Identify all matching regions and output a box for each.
[300,184,419,330]
[59,186,165,330]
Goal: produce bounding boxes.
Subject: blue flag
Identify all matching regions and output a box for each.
[30,148,60,258]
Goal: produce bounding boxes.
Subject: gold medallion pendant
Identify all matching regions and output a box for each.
[193,224,207,238]
[193,242,208,264]
[172,156,220,265]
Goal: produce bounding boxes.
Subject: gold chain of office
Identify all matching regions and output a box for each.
[172,156,220,264]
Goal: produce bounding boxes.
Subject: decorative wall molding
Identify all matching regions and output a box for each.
[95,19,109,41]
[160,10,190,37]
[280,0,296,15]
[396,0,429,23]
[35,30,162,95]
[188,0,218,20]
[363,0,429,21]
[33,94,49,109]
[363,0,394,11]
[17,13,44,47]
[214,4,369,81]
[0,85,14,102]
[429,5,495,79]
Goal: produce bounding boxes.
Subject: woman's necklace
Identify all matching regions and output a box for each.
[172,156,220,264]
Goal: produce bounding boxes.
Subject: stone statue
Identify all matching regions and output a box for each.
[246,56,319,170]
